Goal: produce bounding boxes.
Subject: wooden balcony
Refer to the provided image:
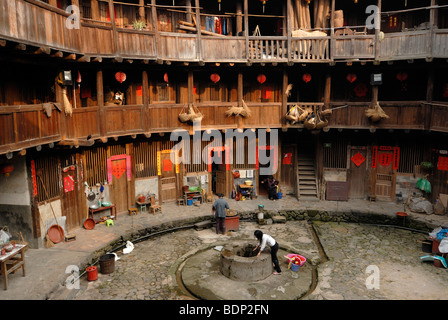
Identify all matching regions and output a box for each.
[1,0,448,64]
[1,101,446,155]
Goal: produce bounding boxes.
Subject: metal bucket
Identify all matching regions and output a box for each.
[99,254,115,274]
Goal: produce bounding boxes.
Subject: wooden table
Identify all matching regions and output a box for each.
[0,244,27,290]
[89,204,117,223]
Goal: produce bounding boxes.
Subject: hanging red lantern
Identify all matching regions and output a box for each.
[210,73,220,84]
[302,73,312,83]
[163,73,169,83]
[354,83,368,97]
[115,71,126,83]
[346,73,357,83]
[396,72,408,82]
[0,164,14,177]
[257,74,266,84]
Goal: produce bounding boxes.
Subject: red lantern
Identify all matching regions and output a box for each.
[354,83,368,97]
[210,73,220,84]
[257,74,266,84]
[346,73,357,83]
[302,73,312,83]
[396,72,408,82]
[0,164,14,177]
[163,73,169,83]
[115,71,126,83]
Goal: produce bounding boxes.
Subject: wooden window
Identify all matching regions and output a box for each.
[34,156,60,203]
[80,0,92,19]
[134,141,158,178]
[210,85,220,101]
[83,147,108,186]
[398,142,424,174]
[323,139,348,169]
[157,83,169,102]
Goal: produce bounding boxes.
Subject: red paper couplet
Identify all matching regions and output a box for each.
[64,175,74,193]
[371,146,378,168]
[351,152,366,167]
[164,73,169,83]
[163,159,172,172]
[112,159,126,179]
[283,153,292,165]
[437,156,448,171]
[379,153,392,167]
[354,83,368,97]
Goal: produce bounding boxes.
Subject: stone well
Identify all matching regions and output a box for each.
[220,243,273,281]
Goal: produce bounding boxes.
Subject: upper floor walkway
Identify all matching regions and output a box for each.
[1,0,447,64]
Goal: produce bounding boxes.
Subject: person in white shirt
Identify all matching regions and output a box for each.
[253,230,282,274]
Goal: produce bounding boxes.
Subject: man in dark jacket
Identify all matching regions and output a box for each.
[212,193,229,234]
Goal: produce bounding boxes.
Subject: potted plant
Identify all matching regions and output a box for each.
[421,161,433,170]
[132,19,147,31]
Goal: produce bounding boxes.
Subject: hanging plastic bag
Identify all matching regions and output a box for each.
[416,177,431,193]
[0,229,11,246]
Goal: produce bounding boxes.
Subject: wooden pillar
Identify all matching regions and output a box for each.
[237,72,243,128]
[286,0,291,63]
[425,65,434,131]
[97,70,106,137]
[139,0,145,21]
[244,0,249,60]
[330,0,335,61]
[151,0,159,58]
[194,0,203,62]
[186,0,192,23]
[323,73,331,109]
[142,70,149,132]
[374,0,381,61]
[108,0,118,54]
[236,2,242,35]
[91,0,100,20]
[188,71,194,104]
[282,70,288,126]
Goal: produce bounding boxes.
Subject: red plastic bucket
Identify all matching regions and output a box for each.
[86,266,98,281]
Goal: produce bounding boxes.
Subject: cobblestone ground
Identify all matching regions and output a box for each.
[71,221,448,300]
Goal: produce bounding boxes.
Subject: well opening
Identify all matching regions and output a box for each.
[220,242,273,281]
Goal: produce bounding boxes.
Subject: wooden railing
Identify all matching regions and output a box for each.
[0,101,447,155]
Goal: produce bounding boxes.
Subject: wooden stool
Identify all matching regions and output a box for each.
[149,205,161,214]
[177,198,185,206]
[128,208,138,216]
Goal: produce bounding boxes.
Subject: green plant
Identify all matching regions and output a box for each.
[421,161,433,169]
[132,19,147,30]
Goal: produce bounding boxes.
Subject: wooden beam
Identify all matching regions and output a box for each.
[15,43,26,51]
[58,139,94,147]
[34,46,51,55]
[64,53,77,60]
[92,57,102,62]
[77,55,90,62]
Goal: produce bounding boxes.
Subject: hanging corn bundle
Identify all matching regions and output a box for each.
[315,111,329,129]
[285,83,293,97]
[298,105,313,121]
[62,87,73,116]
[225,99,252,118]
[365,103,389,122]
[304,112,317,130]
[178,104,203,123]
[320,108,333,118]
[285,105,300,123]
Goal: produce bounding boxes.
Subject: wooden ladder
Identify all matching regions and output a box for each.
[297,153,319,200]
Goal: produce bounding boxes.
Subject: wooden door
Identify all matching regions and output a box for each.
[216,166,227,196]
[61,160,81,231]
[160,152,177,202]
[111,157,128,213]
[348,147,367,199]
[375,148,395,201]
[280,145,296,195]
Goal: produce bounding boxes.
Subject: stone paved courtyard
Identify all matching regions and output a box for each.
[67,220,448,300]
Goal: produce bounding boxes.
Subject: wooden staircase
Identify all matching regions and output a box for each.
[297,153,319,200]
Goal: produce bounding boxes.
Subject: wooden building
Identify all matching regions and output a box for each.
[0,0,447,248]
